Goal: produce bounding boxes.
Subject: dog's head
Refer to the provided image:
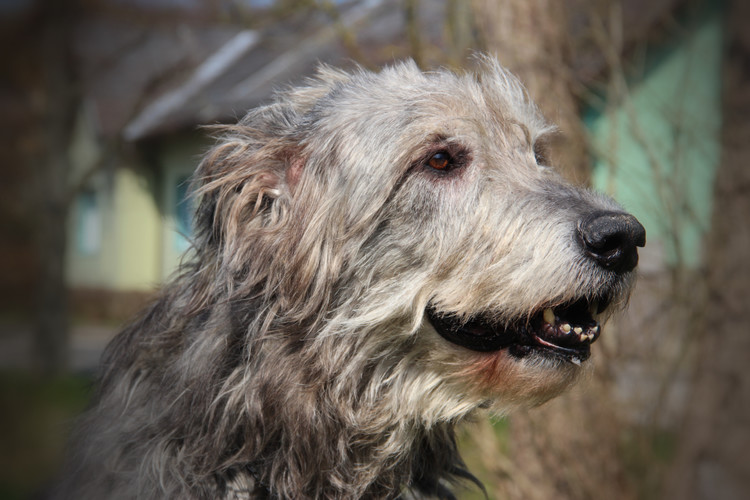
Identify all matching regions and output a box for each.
[194,57,644,421]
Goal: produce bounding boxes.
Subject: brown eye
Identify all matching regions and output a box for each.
[533,143,548,165]
[427,151,451,170]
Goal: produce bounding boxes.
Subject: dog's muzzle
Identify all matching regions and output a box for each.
[427,211,645,365]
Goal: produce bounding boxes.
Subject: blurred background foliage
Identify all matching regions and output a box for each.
[0,0,747,498]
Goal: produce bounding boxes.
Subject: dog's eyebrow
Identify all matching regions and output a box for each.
[507,121,532,146]
[416,134,450,154]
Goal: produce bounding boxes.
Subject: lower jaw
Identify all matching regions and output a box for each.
[463,345,585,407]
[507,343,590,365]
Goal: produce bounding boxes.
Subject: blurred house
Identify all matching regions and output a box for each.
[63,0,444,320]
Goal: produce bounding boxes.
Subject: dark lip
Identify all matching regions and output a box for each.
[426,308,521,352]
[426,296,609,362]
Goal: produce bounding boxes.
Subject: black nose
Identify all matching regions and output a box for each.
[578,211,646,273]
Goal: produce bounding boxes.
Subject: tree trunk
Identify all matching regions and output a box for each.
[33,4,78,374]
[663,2,750,498]
[466,1,631,498]
[471,0,589,183]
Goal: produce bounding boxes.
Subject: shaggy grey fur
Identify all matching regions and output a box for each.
[56,58,642,499]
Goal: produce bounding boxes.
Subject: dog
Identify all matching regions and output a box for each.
[57,57,645,499]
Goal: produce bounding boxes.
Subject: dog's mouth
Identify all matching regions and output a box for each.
[426,296,610,365]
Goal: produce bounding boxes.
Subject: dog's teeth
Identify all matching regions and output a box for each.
[561,323,571,333]
[592,325,599,334]
[573,326,583,335]
[570,356,582,366]
[543,308,555,325]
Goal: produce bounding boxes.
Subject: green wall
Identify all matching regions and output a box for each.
[586,6,722,268]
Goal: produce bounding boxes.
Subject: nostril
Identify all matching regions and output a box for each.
[578,212,646,273]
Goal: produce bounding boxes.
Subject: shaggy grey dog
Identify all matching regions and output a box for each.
[58,58,644,499]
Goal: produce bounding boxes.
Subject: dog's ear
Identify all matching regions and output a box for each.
[195,60,359,207]
[191,103,306,257]
[189,67,361,311]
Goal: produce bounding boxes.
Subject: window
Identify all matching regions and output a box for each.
[76,189,102,256]
[174,176,193,252]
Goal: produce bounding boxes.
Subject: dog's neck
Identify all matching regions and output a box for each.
[139,294,475,498]
[231,420,470,499]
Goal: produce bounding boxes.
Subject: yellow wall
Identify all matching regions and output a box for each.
[110,167,161,290]
[67,165,161,292]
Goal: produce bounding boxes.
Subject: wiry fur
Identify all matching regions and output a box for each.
[57,58,635,499]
